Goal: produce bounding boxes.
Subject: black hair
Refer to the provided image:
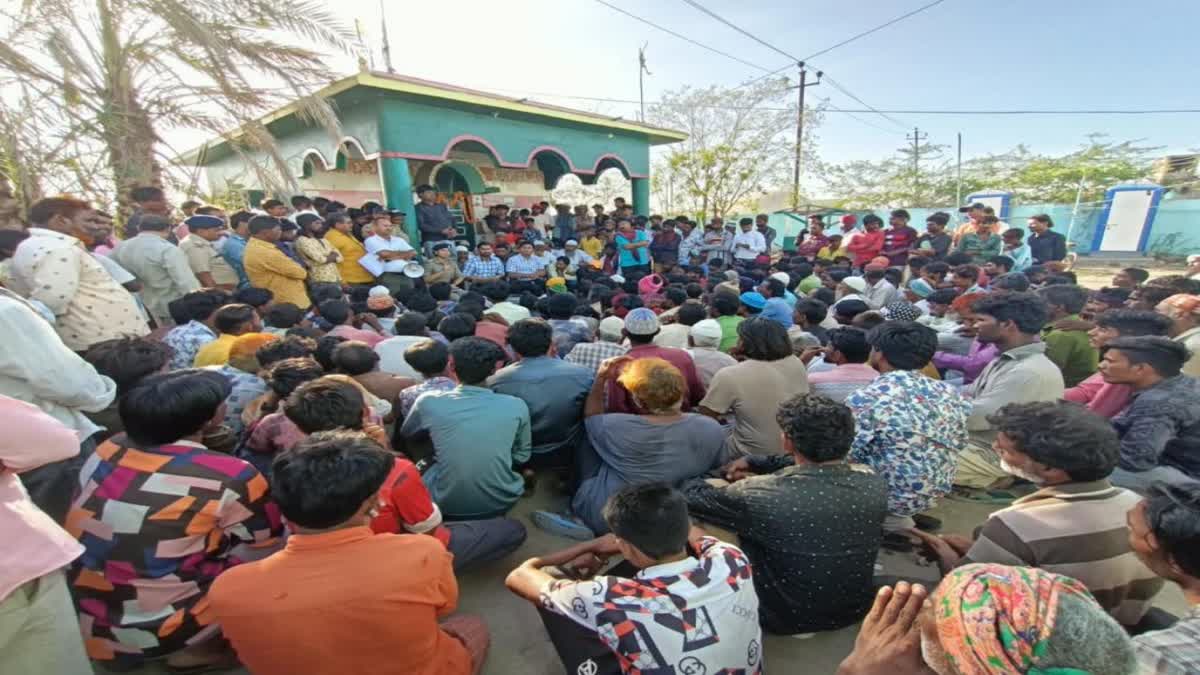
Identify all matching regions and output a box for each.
[793,298,828,325]
[1092,287,1132,308]
[270,431,393,529]
[405,338,449,377]
[130,186,164,203]
[174,289,231,323]
[827,327,870,364]
[1103,336,1190,378]
[711,293,739,317]
[1146,275,1200,295]
[546,293,577,320]
[953,264,981,281]
[429,282,452,301]
[318,299,354,326]
[455,301,485,321]
[987,255,1015,272]
[261,199,285,210]
[265,302,304,329]
[835,299,870,320]
[970,292,1049,334]
[864,268,885,282]
[507,318,554,357]
[1095,309,1171,337]
[312,336,347,371]
[264,357,324,399]
[890,209,910,220]
[776,393,855,462]
[1038,284,1089,315]
[685,283,704,299]
[310,284,344,307]
[286,326,323,340]
[290,195,312,209]
[257,335,316,367]
[601,482,689,561]
[1030,213,1054,227]
[928,288,959,306]
[867,320,937,370]
[210,303,256,334]
[234,286,274,309]
[987,401,1119,482]
[482,282,510,303]
[737,317,793,361]
[137,215,172,232]
[664,286,688,308]
[992,273,1031,292]
[1130,285,1177,308]
[944,252,973,267]
[248,215,281,236]
[438,313,477,342]
[812,287,836,306]
[862,214,883,227]
[677,302,707,327]
[230,211,254,229]
[331,341,380,376]
[84,337,174,396]
[853,311,886,331]
[1046,272,1078,285]
[119,370,231,446]
[449,336,505,385]
[926,212,950,226]
[405,293,437,314]
[925,260,951,276]
[425,310,447,332]
[285,377,366,433]
[1143,482,1200,578]
[390,312,426,337]
[907,257,928,271]
[762,278,786,298]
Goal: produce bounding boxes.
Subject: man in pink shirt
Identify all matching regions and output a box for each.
[847,214,885,268]
[320,298,387,347]
[1064,309,1172,418]
[0,396,90,673]
[605,308,706,414]
[808,327,879,402]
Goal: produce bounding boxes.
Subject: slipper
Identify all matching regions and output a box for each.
[881,531,916,553]
[912,514,942,532]
[531,511,595,541]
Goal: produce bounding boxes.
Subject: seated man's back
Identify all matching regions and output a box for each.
[209,531,470,675]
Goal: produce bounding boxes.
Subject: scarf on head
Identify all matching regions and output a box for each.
[933,564,1093,675]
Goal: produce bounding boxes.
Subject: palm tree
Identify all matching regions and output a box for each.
[0,0,354,215]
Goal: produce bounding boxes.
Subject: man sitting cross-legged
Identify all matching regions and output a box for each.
[207,431,491,675]
[911,400,1163,628]
[682,393,888,635]
[506,483,763,675]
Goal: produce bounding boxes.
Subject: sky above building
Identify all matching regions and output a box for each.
[323,0,1198,171]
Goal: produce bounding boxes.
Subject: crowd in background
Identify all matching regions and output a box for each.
[2,185,1200,675]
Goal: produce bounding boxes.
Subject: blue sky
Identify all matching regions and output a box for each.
[329,0,1199,170]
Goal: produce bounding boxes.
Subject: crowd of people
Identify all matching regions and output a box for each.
[2,186,1200,675]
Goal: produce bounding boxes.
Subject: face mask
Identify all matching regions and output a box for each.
[1000,458,1045,485]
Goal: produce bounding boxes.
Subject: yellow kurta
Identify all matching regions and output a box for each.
[243,238,310,308]
[193,333,238,367]
[325,229,376,285]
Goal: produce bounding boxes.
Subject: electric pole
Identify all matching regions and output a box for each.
[638,45,651,122]
[379,0,395,73]
[907,126,928,202]
[790,62,822,211]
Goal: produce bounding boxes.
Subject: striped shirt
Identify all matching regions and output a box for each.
[963,480,1163,627]
[1134,606,1200,675]
[504,254,543,276]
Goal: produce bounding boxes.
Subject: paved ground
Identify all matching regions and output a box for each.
[107,472,1188,675]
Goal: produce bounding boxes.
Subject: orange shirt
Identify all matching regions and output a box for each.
[206,527,470,675]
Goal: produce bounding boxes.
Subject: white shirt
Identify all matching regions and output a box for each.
[732,229,766,260]
[362,234,414,276]
[562,249,593,268]
[488,301,531,325]
[374,335,429,381]
[0,289,116,438]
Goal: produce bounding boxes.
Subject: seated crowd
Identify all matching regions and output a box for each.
[3,190,1200,675]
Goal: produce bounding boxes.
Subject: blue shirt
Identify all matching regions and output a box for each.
[845,370,970,516]
[505,254,544,276]
[221,234,249,287]
[488,356,594,457]
[400,385,532,518]
[615,230,650,268]
[462,255,505,279]
[162,320,217,370]
[1004,243,1033,272]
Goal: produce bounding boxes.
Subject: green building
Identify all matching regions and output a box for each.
[184,70,686,241]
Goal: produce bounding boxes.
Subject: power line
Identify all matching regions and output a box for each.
[801,0,948,62]
[589,0,772,73]
[821,75,907,128]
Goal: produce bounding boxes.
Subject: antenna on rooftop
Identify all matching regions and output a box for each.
[379,0,395,74]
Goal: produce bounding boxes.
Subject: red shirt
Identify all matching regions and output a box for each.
[370,458,451,547]
[474,319,509,350]
[604,344,707,414]
[847,229,884,266]
[881,226,918,266]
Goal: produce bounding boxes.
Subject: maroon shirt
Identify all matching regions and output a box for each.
[881,226,919,266]
[604,344,707,414]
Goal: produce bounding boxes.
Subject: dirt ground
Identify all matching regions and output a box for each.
[1069,258,1187,289]
[110,471,1188,675]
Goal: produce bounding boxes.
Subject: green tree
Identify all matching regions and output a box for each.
[0,0,353,216]
[648,77,822,221]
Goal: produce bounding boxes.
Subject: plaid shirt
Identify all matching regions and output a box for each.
[562,340,628,373]
[462,255,505,279]
[1134,606,1200,675]
[505,254,543,276]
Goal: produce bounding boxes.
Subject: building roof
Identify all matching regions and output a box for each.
[184,70,687,163]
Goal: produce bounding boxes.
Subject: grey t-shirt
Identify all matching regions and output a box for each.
[573,413,729,532]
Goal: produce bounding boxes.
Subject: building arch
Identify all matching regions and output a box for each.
[441,134,505,167]
[591,154,633,180]
[527,147,575,190]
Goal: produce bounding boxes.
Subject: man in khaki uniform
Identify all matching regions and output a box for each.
[179,215,238,289]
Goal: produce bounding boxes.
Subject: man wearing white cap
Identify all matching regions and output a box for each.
[605,308,705,414]
[564,316,628,373]
[560,239,593,270]
[688,318,737,387]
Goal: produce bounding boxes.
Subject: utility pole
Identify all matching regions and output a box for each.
[638,44,651,122]
[379,0,395,73]
[956,132,963,207]
[907,126,928,202]
[791,62,822,211]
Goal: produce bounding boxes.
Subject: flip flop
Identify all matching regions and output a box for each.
[531,511,595,541]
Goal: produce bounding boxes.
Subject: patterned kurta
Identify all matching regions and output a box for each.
[162,320,217,370]
[845,370,971,516]
[66,434,281,667]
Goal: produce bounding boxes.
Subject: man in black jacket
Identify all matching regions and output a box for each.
[1027,213,1067,265]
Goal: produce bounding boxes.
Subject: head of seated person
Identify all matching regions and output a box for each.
[284,377,367,434]
[450,337,505,386]
[776,393,854,465]
[618,357,684,416]
[602,482,691,569]
[119,369,232,446]
[270,430,393,533]
[986,400,1119,485]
